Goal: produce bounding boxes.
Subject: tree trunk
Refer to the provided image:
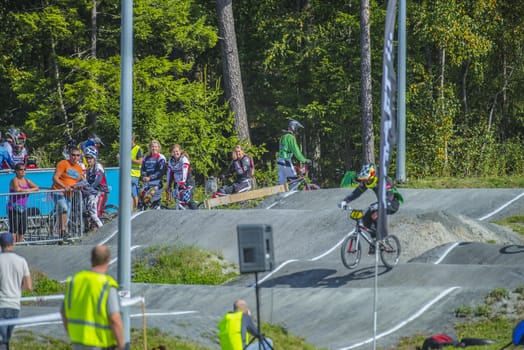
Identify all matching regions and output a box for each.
[216,0,251,143]
[90,0,97,58]
[360,0,374,164]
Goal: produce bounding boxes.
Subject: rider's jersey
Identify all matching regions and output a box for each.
[229,155,253,183]
[141,153,166,187]
[3,142,27,166]
[343,175,403,205]
[84,162,108,195]
[278,132,306,163]
[166,155,194,189]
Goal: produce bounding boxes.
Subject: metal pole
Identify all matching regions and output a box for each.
[396,0,407,182]
[118,0,133,348]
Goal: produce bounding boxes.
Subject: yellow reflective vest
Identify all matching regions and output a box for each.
[131,144,142,178]
[64,270,119,348]
[218,311,245,350]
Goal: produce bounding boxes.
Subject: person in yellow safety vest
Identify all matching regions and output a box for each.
[218,299,273,350]
[61,245,125,350]
[130,134,143,210]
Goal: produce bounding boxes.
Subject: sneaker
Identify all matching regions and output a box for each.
[368,245,376,255]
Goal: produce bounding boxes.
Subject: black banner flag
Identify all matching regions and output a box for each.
[377,0,397,240]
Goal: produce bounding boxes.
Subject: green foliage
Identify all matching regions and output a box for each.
[132,244,238,285]
[23,270,65,297]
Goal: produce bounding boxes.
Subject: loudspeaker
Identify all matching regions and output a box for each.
[237,224,275,273]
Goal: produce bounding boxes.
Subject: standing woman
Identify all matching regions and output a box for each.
[8,163,39,242]
[165,144,197,209]
[140,140,166,206]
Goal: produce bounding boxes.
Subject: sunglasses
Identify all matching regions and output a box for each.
[70,153,81,157]
[16,168,26,171]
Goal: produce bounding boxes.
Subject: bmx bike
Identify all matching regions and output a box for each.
[340,206,401,269]
[287,163,320,191]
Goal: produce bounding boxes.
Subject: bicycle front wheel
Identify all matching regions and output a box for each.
[379,234,401,268]
[340,234,361,269]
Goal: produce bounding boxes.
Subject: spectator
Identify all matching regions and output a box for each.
[140,140,166,207]
[61,245,124,350]
[52,147,84,240]
[276,120,311,185]
[165,144,197,209]
[217,145,254,195]
[0,232,32,350]
[83,147,108,229]
[3,128,28,167]
[130,134,143,210]
[8,163,39,243]
[218,299,273,350]
[0,132,15,170]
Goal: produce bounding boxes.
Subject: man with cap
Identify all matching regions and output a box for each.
[0,232,32,349]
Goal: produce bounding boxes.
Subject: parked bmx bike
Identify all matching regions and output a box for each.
[340,206,401,269]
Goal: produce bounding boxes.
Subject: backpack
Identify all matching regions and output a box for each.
[420,334,457,350]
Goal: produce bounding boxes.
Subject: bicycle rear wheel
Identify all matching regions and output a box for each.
[379,234,401,268]
[340,234,361,269]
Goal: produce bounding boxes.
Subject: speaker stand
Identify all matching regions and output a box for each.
[244,272,273,350]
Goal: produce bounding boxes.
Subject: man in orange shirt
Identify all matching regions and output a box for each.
[52,146,84,240]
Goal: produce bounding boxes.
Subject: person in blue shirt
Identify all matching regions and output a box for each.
[0,132,15,170]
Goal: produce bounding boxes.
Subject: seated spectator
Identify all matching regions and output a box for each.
[217,145,254,195]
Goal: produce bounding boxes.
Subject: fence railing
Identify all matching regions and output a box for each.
[0,188,84,244]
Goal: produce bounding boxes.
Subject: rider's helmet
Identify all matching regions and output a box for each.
[14,132,26,147]
[288,120,304,134]
[357,163,377,188]
[84,146,98,159]
[89,133,104,146]
[6,127,20,144]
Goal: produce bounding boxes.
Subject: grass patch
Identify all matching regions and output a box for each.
[23,270,65,297]
[132,244,238,284]
[493,215,524,236]
[400,176,524,189]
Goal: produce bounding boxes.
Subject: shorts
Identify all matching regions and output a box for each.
[131,176,139,197]
[53,192,71,214]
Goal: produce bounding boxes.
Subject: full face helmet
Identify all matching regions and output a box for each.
[357,163,377,188]
[15,132,26,147]
[288,120,304,134]
[84,146,98,159]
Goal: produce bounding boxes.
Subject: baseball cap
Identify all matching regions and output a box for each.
[0,233,14,245]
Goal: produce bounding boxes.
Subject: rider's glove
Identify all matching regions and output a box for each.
[305,159,312,165]
[338,201,347,210]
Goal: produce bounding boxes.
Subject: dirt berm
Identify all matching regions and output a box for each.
[16,188,524,349]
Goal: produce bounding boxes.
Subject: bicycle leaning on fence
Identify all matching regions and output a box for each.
[287,163,320,191]
[339,205,401,269]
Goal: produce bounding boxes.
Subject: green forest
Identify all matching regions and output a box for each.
[1,0,523,187]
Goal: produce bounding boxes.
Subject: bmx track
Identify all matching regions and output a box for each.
[15,188,524,349]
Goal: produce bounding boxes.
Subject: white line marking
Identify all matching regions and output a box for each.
[99,210,146,245]
[256,259,299,285]
[477,191,524,221]
[336,287,461,350]
[109,245,142,266]
[434,242,461,265]
[265,202,278,209]
[310,231,354,261]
